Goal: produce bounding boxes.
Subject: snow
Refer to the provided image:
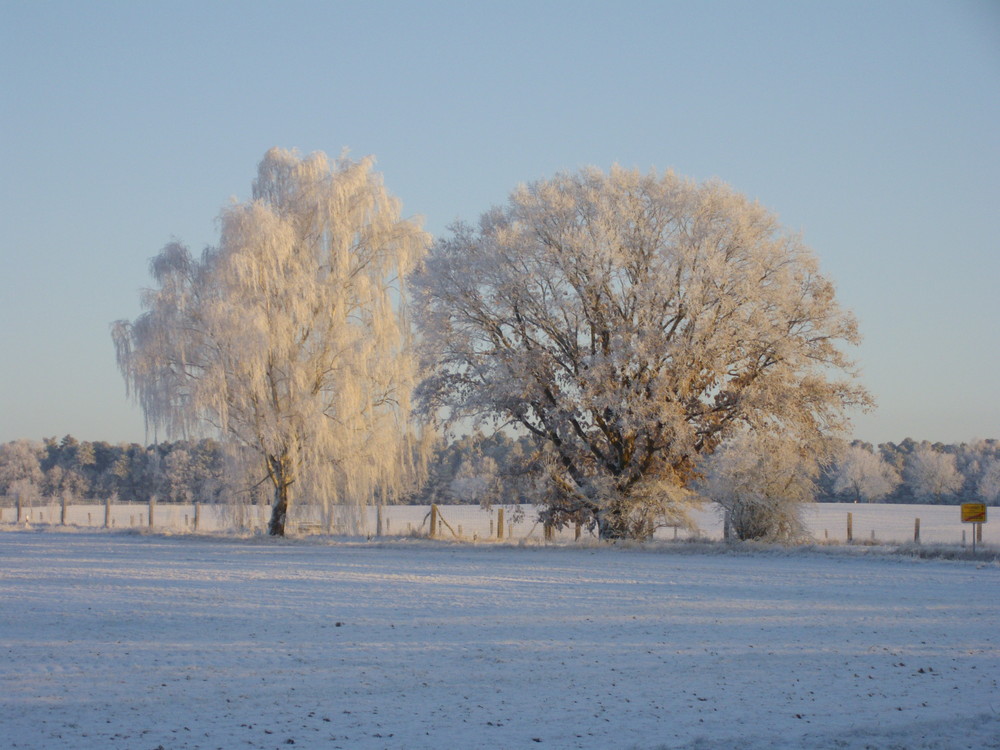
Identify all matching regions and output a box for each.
[6,501,997,547]
[2,530,997,749]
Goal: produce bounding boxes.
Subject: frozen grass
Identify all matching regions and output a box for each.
[1,530,998,749]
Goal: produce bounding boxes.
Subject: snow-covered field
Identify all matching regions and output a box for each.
[1,531,997,749]
[2,501,995,547]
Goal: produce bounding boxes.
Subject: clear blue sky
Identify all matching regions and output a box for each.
[2,0,997,446]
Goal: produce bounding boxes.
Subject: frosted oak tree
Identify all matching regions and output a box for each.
[832,444,900,503]
[415,166,869,539]
[904,445,962,503]
[113,148,428,535]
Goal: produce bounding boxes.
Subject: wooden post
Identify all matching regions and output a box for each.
[430,504,438,538]
[60,494,68,525]
[490,519,494,537]
[497,508,504,540]
[87,512,92,525]
[16,493,24,524]
[105,496,111,528]
[376,504,383,537]
[914,518,920,544]
[674,525,678,540]
[148,497,155,528]
[194,502,201,532]
[508,522,513,539]
[846,512,853,543]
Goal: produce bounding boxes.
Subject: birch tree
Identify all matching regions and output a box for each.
[113,148,429,535]
[415,166,869,539]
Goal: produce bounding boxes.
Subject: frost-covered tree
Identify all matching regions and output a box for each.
[700,428,824,541]
[977,459,1000,504]
[831,444,900,503]
[0,440,44,497]
[415,166,868,539]
[164,448,193,503]
[113,148,429,535]
[904,445,963,503]
[449,450,501,508]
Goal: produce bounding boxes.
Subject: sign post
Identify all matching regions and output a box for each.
[961,503,987,553]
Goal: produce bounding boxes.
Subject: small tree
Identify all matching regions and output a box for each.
[415,166,868,539]
[113,148,429,535]
[700,429,823,542]
[904,445,962,503]
[831,444,900,503]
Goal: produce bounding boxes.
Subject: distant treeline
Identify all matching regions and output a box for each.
[1,433,997,506]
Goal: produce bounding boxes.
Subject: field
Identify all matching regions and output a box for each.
[3,501,996,547]
[1,530,998,749]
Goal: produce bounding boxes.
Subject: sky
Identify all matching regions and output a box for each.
[1,0,997,447]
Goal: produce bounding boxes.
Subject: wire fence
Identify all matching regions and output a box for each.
[0,495,994,546]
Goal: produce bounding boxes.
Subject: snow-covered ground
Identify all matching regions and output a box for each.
[1,530,997,749]
[3,501,996,547]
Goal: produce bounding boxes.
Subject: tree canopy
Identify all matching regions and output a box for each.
[415,166,870,538]
[113,148,429,534]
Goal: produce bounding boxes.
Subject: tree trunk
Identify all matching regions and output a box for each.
[269,482,291,536]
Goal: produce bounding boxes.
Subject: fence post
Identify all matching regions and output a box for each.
[376,504,383,537]
[194,502,201,532]
[61,493,68,525]
[16,493,24,523]
[914,518,920,544]
[497,508,504,540]
[430,504,438,538]
[148,497,155,529]
[104,496,111,528]
[846,512,853,543]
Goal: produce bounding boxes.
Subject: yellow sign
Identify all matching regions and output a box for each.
[961,503,987,524]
